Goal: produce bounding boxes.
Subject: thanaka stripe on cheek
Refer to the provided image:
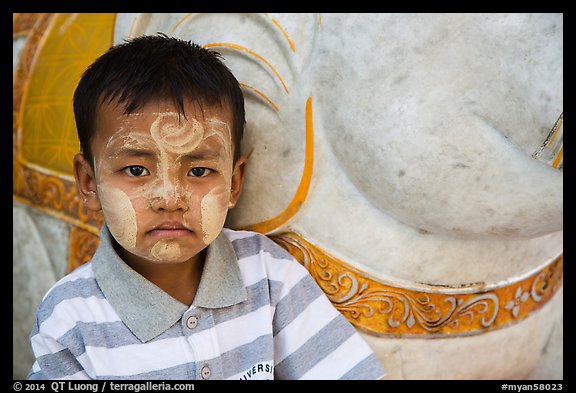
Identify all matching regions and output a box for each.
[97,185,138,250]
[200,187,230,245]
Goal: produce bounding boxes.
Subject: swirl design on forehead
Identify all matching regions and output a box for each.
[150,112,204,153]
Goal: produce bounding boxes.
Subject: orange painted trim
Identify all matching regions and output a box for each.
[263,13,296,53]
[552,145,563,169]
[533,112,563,170]
[550,113,563,169]
[272,231,564,338]
[548,113,562,145]
[172,13,194,33]
[239,82,279,112]
[241,97,314,233]
[203,42,289,94]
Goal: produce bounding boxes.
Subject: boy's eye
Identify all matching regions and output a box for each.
[189,167,211,177]
[123,166,149,177]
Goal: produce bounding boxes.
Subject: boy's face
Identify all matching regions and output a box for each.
[74,99,246,265]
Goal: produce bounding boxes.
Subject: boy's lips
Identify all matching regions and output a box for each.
[148,222,193,238]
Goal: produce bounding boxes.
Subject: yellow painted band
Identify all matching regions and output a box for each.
[203,42,289,94]
[241,97,314,233]
[271,231,563,338]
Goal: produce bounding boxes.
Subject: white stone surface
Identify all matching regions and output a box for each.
[13,202,70,379]
[362,287,563,380]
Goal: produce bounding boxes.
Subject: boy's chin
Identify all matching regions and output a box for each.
[119,245,204,265]
[147,254,194,264]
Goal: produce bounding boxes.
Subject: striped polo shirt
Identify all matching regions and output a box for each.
[27,224,386,380]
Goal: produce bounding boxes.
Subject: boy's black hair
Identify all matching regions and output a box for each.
[73,33,245,164]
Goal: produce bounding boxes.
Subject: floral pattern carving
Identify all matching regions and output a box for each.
[271,232,563,337]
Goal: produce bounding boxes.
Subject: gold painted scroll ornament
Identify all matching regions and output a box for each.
[271,232,563,337]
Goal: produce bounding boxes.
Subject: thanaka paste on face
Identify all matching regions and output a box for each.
[150,112,204,154]
[94,110,235,263]
[201,189,228,244]
[199,118,234,244]
[97,185,138,250]
[150,113,234,247]
[150,240,182,262]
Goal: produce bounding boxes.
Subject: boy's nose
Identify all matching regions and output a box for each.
[149,188,189,212]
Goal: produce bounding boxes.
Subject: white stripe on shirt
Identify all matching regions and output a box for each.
[81,336,194,376]
[300,333,376,379]
[273,295,341,363]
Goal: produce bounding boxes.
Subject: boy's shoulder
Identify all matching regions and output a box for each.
[220,228,312,286]
[32,262,100,325]
[221,228,295,261]
[44,262,96,298]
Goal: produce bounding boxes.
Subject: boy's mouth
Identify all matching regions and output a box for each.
[147,222,193,238]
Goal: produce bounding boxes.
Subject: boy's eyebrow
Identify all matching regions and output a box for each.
[108,146,156,158]
[179,150,223,161]
[107,144,225,161]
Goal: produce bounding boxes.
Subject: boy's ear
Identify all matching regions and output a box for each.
[73,153,102,211]
[229,156,248,209]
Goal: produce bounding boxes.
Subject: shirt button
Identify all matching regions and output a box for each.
[201,365,211,379]
[186,315,198,329]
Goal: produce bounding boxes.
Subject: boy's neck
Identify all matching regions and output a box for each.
[114,241,206,307]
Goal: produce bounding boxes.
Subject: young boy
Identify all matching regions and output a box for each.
[27,34,386,380]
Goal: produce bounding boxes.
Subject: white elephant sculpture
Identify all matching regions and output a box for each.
[13,13,562,379]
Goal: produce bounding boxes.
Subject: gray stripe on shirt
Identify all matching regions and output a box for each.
[272,273,324,335]
[34,277,104,325]
[340,352,385,380]
[218,333,274,378]
[274,313,357,379]
[231,233,294,261]
[32,348,86,380]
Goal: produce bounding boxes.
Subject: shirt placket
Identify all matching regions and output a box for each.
[182,307,223,380]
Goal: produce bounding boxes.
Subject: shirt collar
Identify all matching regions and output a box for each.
[92,224,247,342]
